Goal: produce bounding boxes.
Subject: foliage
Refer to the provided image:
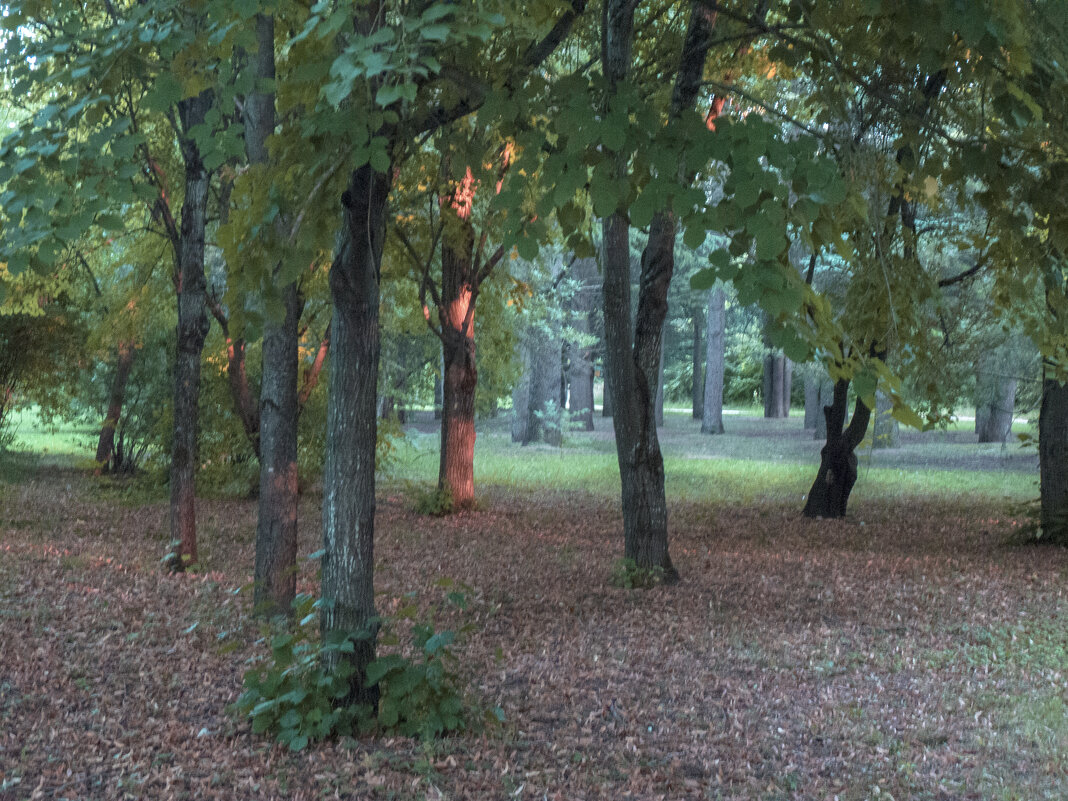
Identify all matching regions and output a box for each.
[235,589,482,749]
[412,484,455,517]
[608,557,665,590]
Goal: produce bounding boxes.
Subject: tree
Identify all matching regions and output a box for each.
[701,286,726,434]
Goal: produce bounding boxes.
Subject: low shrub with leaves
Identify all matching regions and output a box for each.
[235,589,492,750]
[609,557,665,589]
[413,484,455,517]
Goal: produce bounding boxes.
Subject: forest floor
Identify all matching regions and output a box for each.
[1,413,1065,800]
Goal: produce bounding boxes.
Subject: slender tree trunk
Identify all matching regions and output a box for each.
[567,301,595,430]
[782,357,792,417]
[803,375,820,430]
[511,341,531,442]
[525,328,562,445]
[600,0,714,580]
[701,287,725,435]
[95,342,135,471]
[244,13,303,616]
[226,338,260,457]
[321,162,389,708]
[655,334,665,427]
[691,312,703,419]
[169,91,213,571]
[976,359,1017,443]
[803,379,871,518]
[1039,373,1068,542]
[814,377,834,440]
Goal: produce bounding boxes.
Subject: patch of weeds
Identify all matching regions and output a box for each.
[235,588,501,750]
[609,557,665,589]
[412,485,455,517]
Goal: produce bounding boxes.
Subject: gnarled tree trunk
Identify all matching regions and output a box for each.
[803,379,871,518]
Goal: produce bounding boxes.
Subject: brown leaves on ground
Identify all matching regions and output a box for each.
[1,469,1067,800]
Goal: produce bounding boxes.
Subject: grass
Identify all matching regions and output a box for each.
[3,406,96,460]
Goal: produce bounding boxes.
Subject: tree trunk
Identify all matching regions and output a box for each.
[437,201,477,507]
[976,360,1017,443]
[803,379,871,518]
[95,342,135,472]
[803,375,820,430]
[525,328,562,445]
[169,91,213,571]
[1040,375,1068,542]
[602,374,613,416]
[873,389,898,448]
[655,333,665,428]
[691,312,703,419]
[782,357,792,417]
[254,283,302,616]
[567,313,595,431]
[246,13,302,617]
[701,287,725,435]
[600,0,714,580]
[321,162,388,708]
[226,338,260,457]
[511,341,531,442]
[814,377,834,440]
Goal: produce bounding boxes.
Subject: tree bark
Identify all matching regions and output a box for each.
[321,162,389,708]
[1040,374,1068,542]
[803,379,871,518]
[975,359,1017,443]
[169,91,213,571]
[701,287,725,435]
[95,342,135,472]
[599,0,715,580]
[691,311,703,419]
[437,200,477,507]
[655,334,665,428]
[764,352,788,418]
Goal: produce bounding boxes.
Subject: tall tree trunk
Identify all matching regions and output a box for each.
[567,298,595,431]
[95,342,135,472]
[245,13,302,616]
[525,328,562,445]
[1040,373,1068,542]
[803,379,871,518]
[226,338,260,457]
[701,287,725,435]
[781,357,792,417]
[321,162,389,708]
[602,373,613,416]
[600,0,714,580]
[691,312,703,419]
[655,334,665,427]
[437,203,477,507]
[169,91,213,571]
[511,341,531,442]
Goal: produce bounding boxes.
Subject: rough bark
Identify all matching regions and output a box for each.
[691,312,703,419]
[803,379,872,518]
[1039,374,1068,542]
[701,286,725,435]
[599,0,715,580]
[244,13,303,617]
[437,203,477,507]
[95,342,135,472]
[321,162,389,707]
[169,91,213,571]
[655,335,665,428]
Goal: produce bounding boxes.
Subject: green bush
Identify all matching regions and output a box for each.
[234,590,492,750]
[609,557,665,589]
[413,484,455,516]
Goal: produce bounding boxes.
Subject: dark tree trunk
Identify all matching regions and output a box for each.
[560,341,569,408]
[599,0,714,580]
[437,204,477,507]
[782,357,792,417]
[701,287,725,435]
[691,312,703,419]
[321,162,389,708]
[764,352,787,418]
[1039,374,1068,542]
[803,379,872,518]
[254,283,302,616]
[655,334,665,428]
[169,91,213,571]
[95,342,135,472]
[602,374,613,416]
[245,13,302,617]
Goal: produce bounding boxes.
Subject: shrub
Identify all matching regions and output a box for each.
[609,557,665,589]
